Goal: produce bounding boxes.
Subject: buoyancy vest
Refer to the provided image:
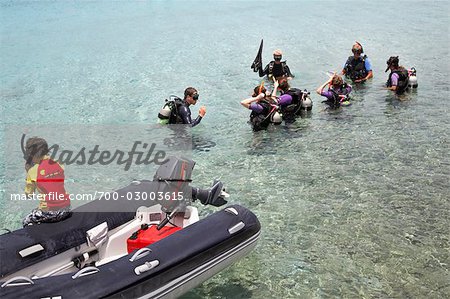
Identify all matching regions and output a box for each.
[344,55,368,81]
[325,85,350,108]
[250,100,275,131]
[162,97,184,124]
[36,159,70,210]
[268,61,289,78]
[387,67,409,94]
[281,88,303,116]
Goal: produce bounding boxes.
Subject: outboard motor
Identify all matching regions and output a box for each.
[153,156,195,212]
[408,67,418,88]
[300,90,313,111]
[153,156,195,182]
[192,179,228,207]
[154,156,228,230]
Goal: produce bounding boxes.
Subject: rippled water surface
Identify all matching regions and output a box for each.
[1,1,449,298]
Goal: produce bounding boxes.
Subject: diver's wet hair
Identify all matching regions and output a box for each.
[352,41,364,54]
[184,87,198,99]
[25,137,49,161]
[385,56,400,72]
[253,85,267,97]
[331,75,344,87]
[387,56,399,67]
[278,77,290,92]
[352,41,363,54]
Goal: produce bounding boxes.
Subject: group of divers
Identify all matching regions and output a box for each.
[158,41,418,132]
[18,42,418,226]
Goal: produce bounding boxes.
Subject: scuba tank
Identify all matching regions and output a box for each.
[408,67,418,88]
[270,111,282,125]
[300,90,313,111]
[158,96,181,124]
[158,103,172,125]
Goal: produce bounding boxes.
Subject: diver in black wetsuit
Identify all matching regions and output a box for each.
[170,87,206,127]
[259,49,294,80]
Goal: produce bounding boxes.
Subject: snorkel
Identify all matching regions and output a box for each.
[258,81,265,94]
[253,81,266,98]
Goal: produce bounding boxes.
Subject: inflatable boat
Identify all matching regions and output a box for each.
[0,157,261,299]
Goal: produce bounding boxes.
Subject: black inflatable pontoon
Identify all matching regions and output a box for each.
[0,157,261,299]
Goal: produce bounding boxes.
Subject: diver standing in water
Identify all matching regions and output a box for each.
[341,42,373,83]
[276,78,313,119]
[316,74,352,109]
[241,84,277,131]
[158,87,206,127]
[241,83,292,131]
[385,56,410,95]
[258,49,294,80]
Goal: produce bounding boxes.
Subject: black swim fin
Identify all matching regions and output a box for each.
[251,39,263,72]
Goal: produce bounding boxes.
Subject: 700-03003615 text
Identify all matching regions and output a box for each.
[10,191,186,202]
[96,191,186,201]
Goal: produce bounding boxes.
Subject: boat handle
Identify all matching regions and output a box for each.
[129,248,152,262]
[134,260,160,275]
[71,266,99,279]
[225,207,239,216]
[1,276,34,288]
[228,221,245,234]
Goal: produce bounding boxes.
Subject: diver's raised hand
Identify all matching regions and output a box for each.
[199,106,206,117]
[274,79,279,90]
[256,93,265,101]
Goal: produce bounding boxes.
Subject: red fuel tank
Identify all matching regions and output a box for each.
[127,224,182,253]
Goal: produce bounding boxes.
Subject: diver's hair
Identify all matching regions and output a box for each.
[184,87,198,99]
[25,137,49,160]
[253,85,267,97]
[353,41,364,53]
[331,75,344,87]
[278,78,290,92]
[387,56,399,68]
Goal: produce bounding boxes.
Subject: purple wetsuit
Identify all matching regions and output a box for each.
[249,94,292,115]
[249,102,265,113]
[390,73,399,87]
[320,85,352,101]
[277,94,293,106]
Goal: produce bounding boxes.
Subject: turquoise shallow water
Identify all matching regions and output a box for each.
[1,0,449,298]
